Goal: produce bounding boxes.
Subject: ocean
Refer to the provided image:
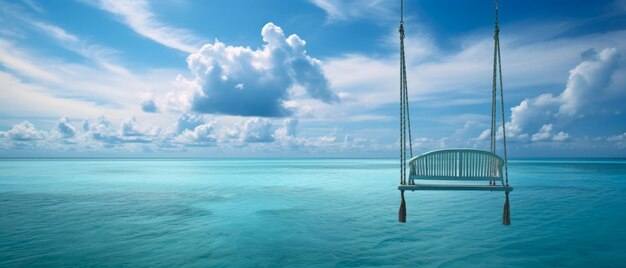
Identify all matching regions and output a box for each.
[1,158,625,267]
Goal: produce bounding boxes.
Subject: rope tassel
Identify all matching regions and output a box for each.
[399,190,406,223]
[502,192,511,225]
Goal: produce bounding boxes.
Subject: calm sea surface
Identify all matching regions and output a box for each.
[1,158,625,267]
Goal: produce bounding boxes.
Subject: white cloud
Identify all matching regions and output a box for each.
[121,117,155,137]
[319,25,626,128]
[176,113,205,134]
[559,48,621,115]
[141,99,158,113]
[274,118,298,138]
[88,116,156,145]
[0,34,180,123]
[4,6,128,75]
[31,22,78,43]
[93,0,203,53]
[607,132,626,142]
[310,0,394,22]
[140,92,158,113]
[56,116,76,139]
[531,124,553,142]
[505,48,621,140]
[168,22,338,117]
[552,131,570,142]
[0,116,169,151]
[0,121,45,141]
[82,120,90,132]
[607,132,626,148]
[239,118,275,142]
[0,40,62,83]
[0,72,94,119]
[175,122,217,146]
[0,12,189,139]
[531,124,554,141]
[1,2,625,156]
[89,116,121,144]
[20,0,44,13]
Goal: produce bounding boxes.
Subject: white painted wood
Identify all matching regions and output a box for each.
[409,175,499,181]
[406,148,510,191]
[399,184,513,191]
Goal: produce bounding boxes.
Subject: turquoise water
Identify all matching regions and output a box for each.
[1,158,625,267]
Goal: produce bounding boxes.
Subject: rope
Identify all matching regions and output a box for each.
[493,0,509,186]
[404,58,413,159]
[400,21,405,185]
[399,0,413,185]
[398,0,412,222]
[400,21,403,184]
[493,0,511,224]
[400,0,404,23]
[490,0,499,154]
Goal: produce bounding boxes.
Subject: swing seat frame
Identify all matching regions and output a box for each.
[398,149,513,192]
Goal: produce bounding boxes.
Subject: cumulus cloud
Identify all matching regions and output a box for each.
[175,121,217,146]
[0,115,394,155]
[552,131,570,142]
[607,132,626,142]
[530,124,569,142]
[559,48,621,116]
[176,113,205,134]
[56,116,76,139]
[481,48,622,142]
[274,118,298,138]
[82,120,90,132]
[239,118,275,142]
[607,132,626,148]
[89,116,122,144]
[140,92,158,113]
[121,117,154,137]
[88,116,155,145]
[0,116,401,156]
[531,124,554,141]
[0,121,45,141]
[172,23,338,117]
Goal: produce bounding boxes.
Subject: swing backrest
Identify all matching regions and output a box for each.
[409,149,503,181]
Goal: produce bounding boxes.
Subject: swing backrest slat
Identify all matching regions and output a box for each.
[408,149,503,181]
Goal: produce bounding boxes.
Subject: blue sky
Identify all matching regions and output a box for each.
[0,0,625,157]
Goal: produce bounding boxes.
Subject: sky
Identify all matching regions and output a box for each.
[0,0,625,157]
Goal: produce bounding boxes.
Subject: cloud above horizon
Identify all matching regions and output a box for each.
[0,121,44,141]
[310,0,394,22]
[92,0,203,53]
[163,23,338,118]
[0,116,377,154]
[0,0,624,157]
[481,47,622,142]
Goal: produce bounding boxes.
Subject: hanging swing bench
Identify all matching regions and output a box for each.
[399,149,513,192]
[397,0,513,225]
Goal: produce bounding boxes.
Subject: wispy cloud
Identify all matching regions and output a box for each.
[1,4,130,75]
[310,0,395,22]
[0,12,181,126]
[322,26,626,114]
[31,21,78,42]
[90,0,204,53]
[19,0,44,13]
[0,41,62,83]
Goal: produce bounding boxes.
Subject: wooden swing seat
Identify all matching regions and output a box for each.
[398,149,513,192]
